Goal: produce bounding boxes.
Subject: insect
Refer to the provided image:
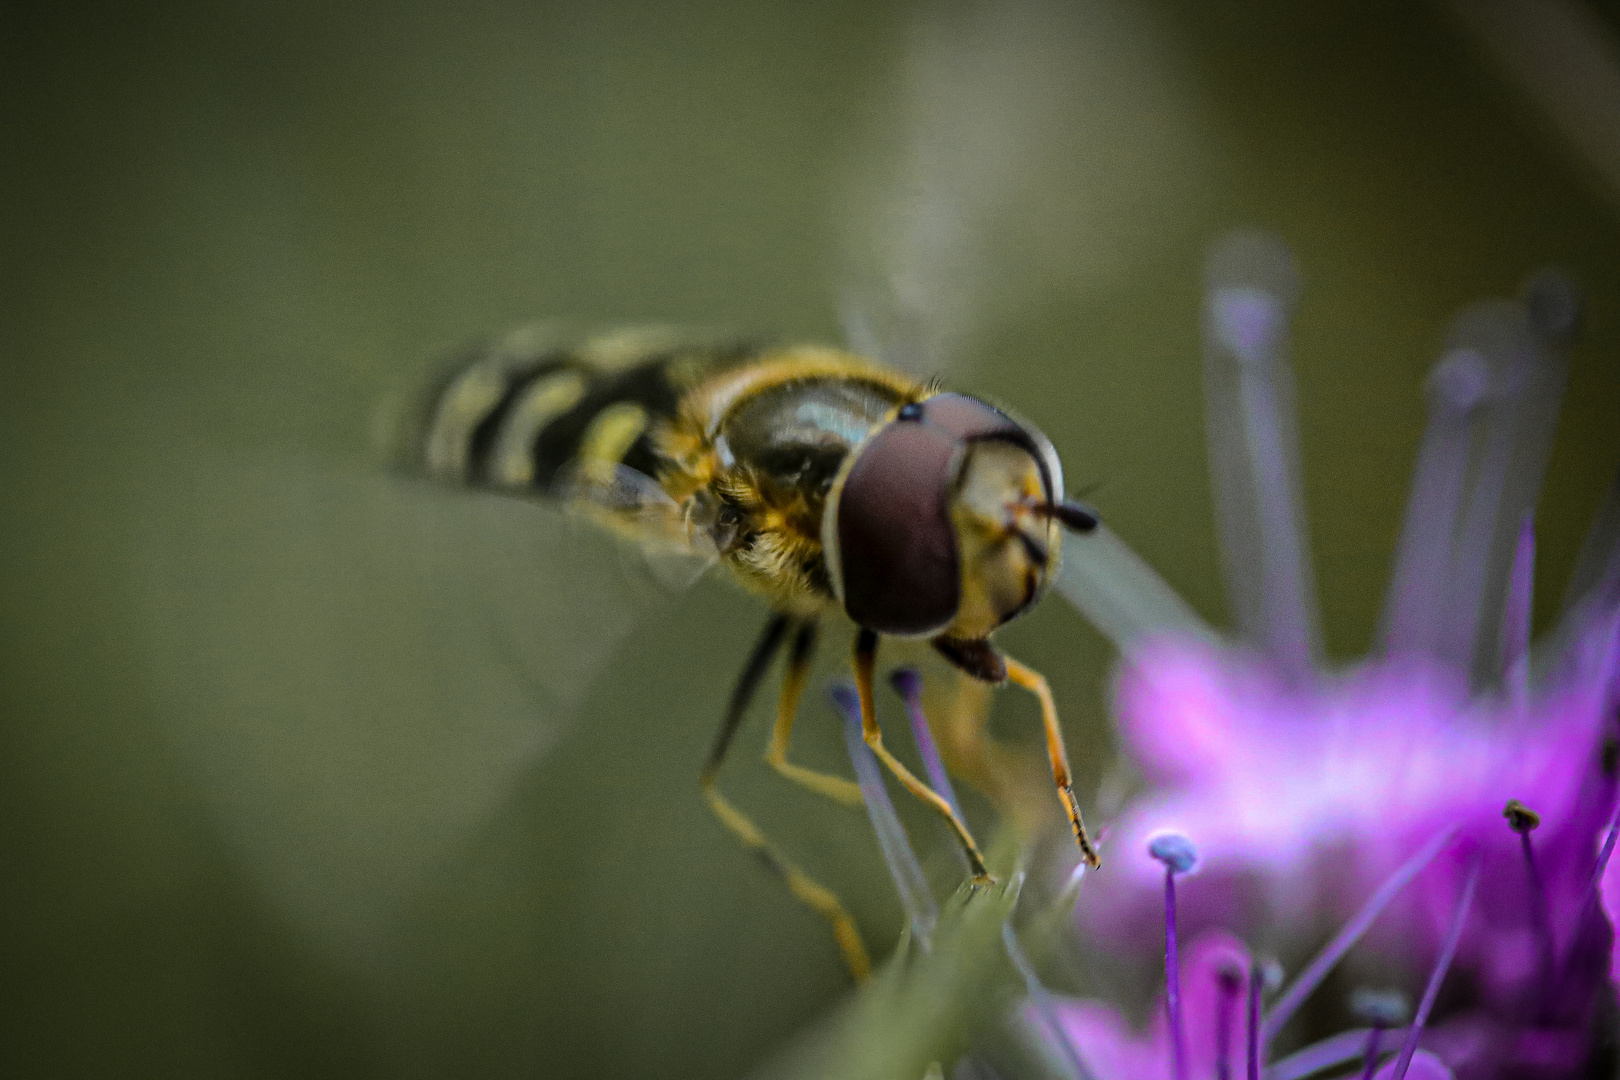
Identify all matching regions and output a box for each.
[415,324,1103,980]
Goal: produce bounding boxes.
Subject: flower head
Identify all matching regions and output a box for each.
[1053,234,1620,1077]
[808,234,1618,1080]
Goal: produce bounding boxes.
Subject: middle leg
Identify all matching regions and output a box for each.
[763,620,863,807]
[701,614,872,980]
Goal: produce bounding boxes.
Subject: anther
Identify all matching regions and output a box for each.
[896,402,924,422]
[1349,988,1410,1028]
[1149,832,1199,1080]
[1149,832,1201,875]
[1503,798,1541,833]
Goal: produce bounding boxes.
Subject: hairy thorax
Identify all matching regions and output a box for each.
[655,347,926,617]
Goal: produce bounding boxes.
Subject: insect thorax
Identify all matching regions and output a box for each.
[668,351,925,615]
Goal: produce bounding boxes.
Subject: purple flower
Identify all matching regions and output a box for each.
[1052,929,1253,1080]
[825,234,1616,1080]
[1044,826,1478,1080]
[1050,928,1460,1080]
[1050,234,1620,1077]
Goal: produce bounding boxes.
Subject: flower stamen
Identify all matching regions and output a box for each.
[832,682,937,944]
[1391,853,1483,1080]
[1503,798,1556,1008]
[890,667,964,819]
[1215,964,1242,1080]
[1245,962,1261,1080]
[1148,833,1199,1080]
[1349,989,1408,1080]
[1565,795,1620,990]
[1264,825,1456,1041]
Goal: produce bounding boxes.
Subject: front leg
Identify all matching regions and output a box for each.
[1001,656,1101,869]
[933,636,1102,870]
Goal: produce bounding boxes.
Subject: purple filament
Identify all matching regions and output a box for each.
[1514,825,1557,1008]
[1356,1024,1385,1080]
[1202,232,1319,678]
[890,668,964,819]
[1391,854,1483,1080]
[1500,515,1535,704]
[1264,1028,1410,1080]
[831,682,938,943]
[1246,964,1261,1080]
[1565,799,1620,988]
[1381,347,1486,659]
[1215,968,1241,1080]
[1263,825,1456,1042]
[1163,865,1188,1080]
[1002,920,1096,1080]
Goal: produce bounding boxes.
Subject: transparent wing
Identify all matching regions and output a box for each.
[556,460,720,590]
[393,321,734,591]
[129,454,671,955]
[836,0,1204,379]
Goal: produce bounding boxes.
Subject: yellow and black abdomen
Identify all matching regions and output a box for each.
[420,328,760,496]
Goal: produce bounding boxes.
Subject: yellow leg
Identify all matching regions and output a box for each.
[703,614,872,981]
[702,779,871,981]
[1003,655,1102,869]
[765,622,864,807]
[853,629,994,884]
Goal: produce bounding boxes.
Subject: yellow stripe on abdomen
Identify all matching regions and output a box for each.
[488,370,589,486]
[577,401,650,482]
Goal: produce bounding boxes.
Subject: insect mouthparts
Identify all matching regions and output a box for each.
[1036,499,1100,533]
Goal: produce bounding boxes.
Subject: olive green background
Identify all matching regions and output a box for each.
[3,1,1618,1077]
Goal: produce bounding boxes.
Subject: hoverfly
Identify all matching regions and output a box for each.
[401,0,1178,981]
[415,326,1101,981]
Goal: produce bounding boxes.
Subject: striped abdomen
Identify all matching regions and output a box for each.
[421,328,758,496]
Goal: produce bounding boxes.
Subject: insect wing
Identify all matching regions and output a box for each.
[556,459,720,590]
[836,0,1203,381]
[130,454,665,955]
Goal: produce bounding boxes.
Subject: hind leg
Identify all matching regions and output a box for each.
[701,614,872,980]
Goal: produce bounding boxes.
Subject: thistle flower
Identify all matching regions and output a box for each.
[786,234,1617,1080]
[1055,233,1620,1078]
[1050,829,1473,1080]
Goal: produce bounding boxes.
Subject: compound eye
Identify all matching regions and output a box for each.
[830,421,962,636]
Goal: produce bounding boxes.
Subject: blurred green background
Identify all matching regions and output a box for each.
[3,0,1619,1077]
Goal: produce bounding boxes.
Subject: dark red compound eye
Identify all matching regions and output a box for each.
[835,420,962,636]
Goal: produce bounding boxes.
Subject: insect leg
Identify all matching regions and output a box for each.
[1001,655,1103,869]
[701,614,872,981]
[853,628,994,885]
[764,621,863,807]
